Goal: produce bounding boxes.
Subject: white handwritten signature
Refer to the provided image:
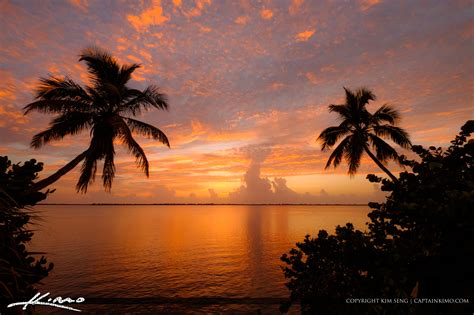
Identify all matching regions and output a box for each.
[7,292,85,312]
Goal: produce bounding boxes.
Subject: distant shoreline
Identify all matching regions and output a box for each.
[37,203,368,206]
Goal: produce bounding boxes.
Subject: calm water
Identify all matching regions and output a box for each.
[29,205,369,314]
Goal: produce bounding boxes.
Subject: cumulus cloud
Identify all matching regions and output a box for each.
[260,9,274,20]
[184,0,212,18]
[360,0,381,11]
[235,15,249,25]
[68,0,88,12]
[127,0,169,32]
[227,145,385,204]
[228,146,273,203]
[289,0,304,15]
[305,71,319,84]
[295,29,315,42]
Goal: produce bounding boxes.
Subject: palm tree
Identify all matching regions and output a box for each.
[24,48,170,193]
[317,87,411,181]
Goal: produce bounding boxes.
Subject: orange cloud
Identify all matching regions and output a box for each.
[199,25,212,33]
[127,0,169,32]
[260,9,273,20]
[69,0,88,12]
[185,0,212,18]
[320,65,336,73]
[360,0,381,11]
[305,71,319,84]
[289,0,304,14]
[0,106,29,125]
[0,90,16,101]
[295,29,315,42]
[270,82,285,90]
[127,54,142,64]
[235,15,249,25]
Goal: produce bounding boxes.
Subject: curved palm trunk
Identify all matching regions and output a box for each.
[363,145,398,182]
[30,150,88,192]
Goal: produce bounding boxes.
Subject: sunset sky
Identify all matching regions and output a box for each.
[0,0,472,203]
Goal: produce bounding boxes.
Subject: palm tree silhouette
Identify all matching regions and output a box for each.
[317,87,411,181]
[24,48,170,193]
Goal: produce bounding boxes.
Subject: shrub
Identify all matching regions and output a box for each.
[281,121,474,314]
[0,157,54,313]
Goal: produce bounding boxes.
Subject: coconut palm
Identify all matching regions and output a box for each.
[24,48,170,193]
[317,87,411,181]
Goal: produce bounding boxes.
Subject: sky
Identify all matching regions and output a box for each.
[0,0,473,204]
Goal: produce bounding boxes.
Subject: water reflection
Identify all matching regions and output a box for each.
[30,205,369,310]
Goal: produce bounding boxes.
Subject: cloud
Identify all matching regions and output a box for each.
[0,108,29,124]
[199,25,212,33]
[235,15,249,25]
[184,0,212,18]
[227,145,386,204]
[360,0,381,11]
[228,146,276,203]
[260,9,274,20]
[289,0,304,15]
[68,0,88,12]
[208,188,218,199]
[295,29,315,42]
[127,0,169,32]
[305,71,319,84]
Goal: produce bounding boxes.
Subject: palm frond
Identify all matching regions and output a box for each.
[76,123,115,193]
[79,47,120,86]
[24,100,90,114]
[84,85,108,110]
[343,87,357,110]
[340,87,375,125]
[76,155,98,193]
[344,134,365,175]
[124,117,170,147]
[373,125,411,149]
[317,125,350,151]
[368,134,399,163]
[102,147,115,192]
[122,88,144,101]
[119,64,141,86]
[328,104,352,121]
[116,118,149,176]
[120,86,168,115]
[355,87,376,109]
[35,76,92,102]
[372,104,400,125]
[325,136,351,169]
[30,112,92,148]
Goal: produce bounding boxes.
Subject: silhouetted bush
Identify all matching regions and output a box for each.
[281,121,474,314]
[0,157,53,313]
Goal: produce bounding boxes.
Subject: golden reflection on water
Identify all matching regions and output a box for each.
[31,205,369,300]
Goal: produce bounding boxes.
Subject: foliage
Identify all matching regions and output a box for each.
[318,87,411,181]
[281,121,474,314]
[24,47,170,193]
[0,157,53,313]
